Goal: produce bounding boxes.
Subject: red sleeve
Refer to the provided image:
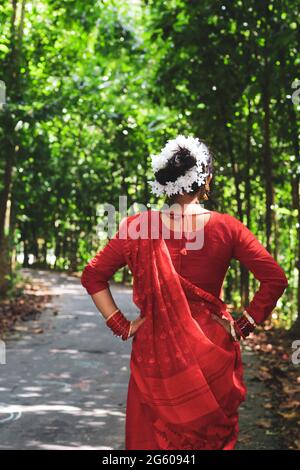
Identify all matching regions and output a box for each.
[80,229,127,295]
[226,213,288,325]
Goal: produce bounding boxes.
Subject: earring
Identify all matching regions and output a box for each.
[204,182,210,200]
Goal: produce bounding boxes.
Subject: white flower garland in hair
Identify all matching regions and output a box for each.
[148,135,210,197]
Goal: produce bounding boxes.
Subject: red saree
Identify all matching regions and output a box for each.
[121,209,246,450]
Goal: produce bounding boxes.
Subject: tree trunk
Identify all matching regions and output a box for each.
[261,0,276,256]
[0,0,26,295]
[218,99,243,221]
[289,107,300,334]
[241,99,253,307]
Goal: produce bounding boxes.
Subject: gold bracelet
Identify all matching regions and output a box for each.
[243,309,257,327]
[127,321,133,340]
[105,308,120,323]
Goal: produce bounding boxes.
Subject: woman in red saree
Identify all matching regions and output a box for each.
[81,136,288,450]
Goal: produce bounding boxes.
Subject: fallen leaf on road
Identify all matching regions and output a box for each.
[256,419,272,429]
[262,402,273,409]
[32,328,44,334]
[279,400,300,409]
[278,410,300,420]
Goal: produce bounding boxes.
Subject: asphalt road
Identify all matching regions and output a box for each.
[0,269,286,450]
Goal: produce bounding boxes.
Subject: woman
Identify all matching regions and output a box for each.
[81,135,288,450]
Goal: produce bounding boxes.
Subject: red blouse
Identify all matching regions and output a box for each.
[80,210,288,325]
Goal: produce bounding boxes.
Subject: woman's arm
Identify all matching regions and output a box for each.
[228,213,289,325]
[81,231,127,319]
[213,214,288,339]
[81,227,146,335]
[90,288,120,320]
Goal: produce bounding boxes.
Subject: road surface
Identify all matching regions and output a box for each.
[0,269,285,449]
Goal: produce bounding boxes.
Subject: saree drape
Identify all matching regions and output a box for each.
[121,209,246,450]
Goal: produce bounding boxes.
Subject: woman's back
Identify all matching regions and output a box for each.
[81,208,288,325]
[154,208,286,313]
[162,210,231,298]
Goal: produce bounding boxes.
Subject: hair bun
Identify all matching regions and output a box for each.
[149,135,214,197]
[173,146,195,169]
[154,146,197,184]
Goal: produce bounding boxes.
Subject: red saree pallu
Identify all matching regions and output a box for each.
[121,209,247,450]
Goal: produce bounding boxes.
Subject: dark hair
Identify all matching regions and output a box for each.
[154,139,214,197]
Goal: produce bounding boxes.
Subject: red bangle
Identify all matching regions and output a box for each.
[106,310,131,341]
[235,315,256,339]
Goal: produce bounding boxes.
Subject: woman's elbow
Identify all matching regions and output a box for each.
[277,268,289,291]
[80,264,93,290]
[282,273,289,289]
[80,264,109,295]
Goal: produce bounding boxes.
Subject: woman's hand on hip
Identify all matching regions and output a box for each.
[129,314,147,337]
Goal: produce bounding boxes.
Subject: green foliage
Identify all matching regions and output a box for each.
[0,0,299,326]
